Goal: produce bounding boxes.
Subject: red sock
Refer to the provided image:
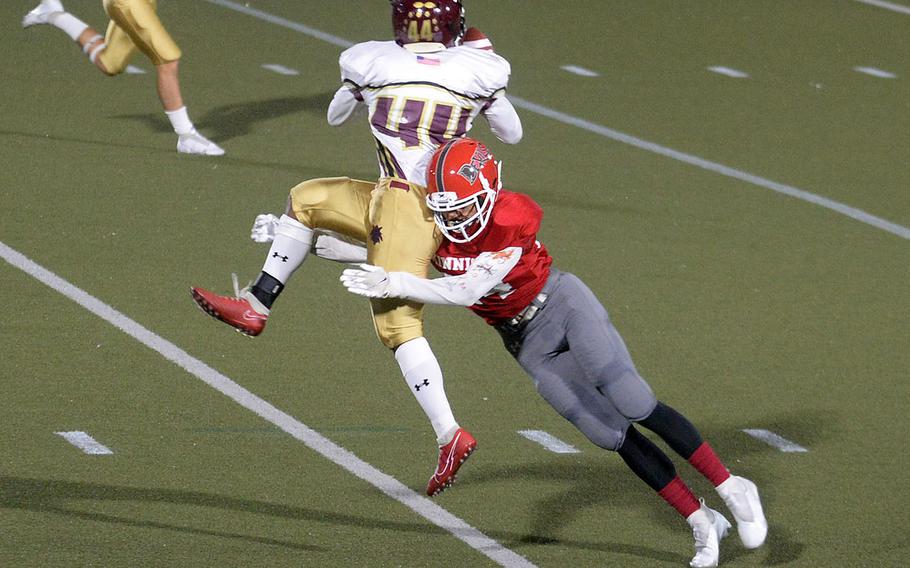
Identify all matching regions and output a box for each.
[658,475,700,518]
[688,442,731,487]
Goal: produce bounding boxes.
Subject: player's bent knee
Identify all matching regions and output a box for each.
[595,368,657,422]
[615,391,658,423]
[289,177,351,226]
[97,53,127,76]
[579,421,625,451]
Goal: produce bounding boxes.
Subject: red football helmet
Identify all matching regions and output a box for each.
[391,0,466,48]
[426,138,501,243]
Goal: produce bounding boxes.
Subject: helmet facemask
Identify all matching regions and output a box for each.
[427,161,501,243]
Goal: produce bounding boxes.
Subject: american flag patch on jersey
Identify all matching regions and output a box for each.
[416,55,440,66]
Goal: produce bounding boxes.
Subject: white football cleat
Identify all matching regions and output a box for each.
[177,129,225,156]
[23,0,64,28]
[687,499,731,568]
[716,475,768,549]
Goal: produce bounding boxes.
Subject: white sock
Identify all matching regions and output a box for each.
[47,12,89,41]
[394,337,458,444]
[165,106,195,135]
[261,214,313,283]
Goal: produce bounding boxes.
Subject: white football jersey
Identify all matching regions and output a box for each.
[338,40,513,186]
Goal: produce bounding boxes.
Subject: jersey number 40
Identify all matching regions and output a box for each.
[372,95,473,147]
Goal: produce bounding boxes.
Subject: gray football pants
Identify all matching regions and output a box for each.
[499,270,658,451]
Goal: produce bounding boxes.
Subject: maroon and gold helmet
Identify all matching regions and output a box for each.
[391,0,466,47]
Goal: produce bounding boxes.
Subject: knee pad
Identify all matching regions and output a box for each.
[289,177,352,227]
[597,368,657,422]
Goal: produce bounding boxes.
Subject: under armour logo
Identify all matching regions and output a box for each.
[414,378,430,391]
[272,252,289,262]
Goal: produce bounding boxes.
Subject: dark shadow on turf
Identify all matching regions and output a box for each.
[0,476,444,551]
[1,414,820,561]
[459,412,823,564]
[109,93,335,143]
[466,460,688,564]
[0,128,360,180]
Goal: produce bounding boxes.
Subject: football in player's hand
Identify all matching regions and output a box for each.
[463,27,494,51]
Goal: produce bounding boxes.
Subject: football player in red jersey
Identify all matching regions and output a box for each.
[341,138,768,568]
[23,0,223,155]
[190,1,519,497]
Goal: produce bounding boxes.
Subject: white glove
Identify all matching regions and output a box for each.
[250,213,279,243]
[340,264,393,298]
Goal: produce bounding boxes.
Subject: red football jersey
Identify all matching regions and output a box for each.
[432,190,553,324]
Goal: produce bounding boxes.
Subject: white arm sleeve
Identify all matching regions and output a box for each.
[484,96,523,144]
[327,86,360,126]
[312,230,368,263]
[388,247,523,306]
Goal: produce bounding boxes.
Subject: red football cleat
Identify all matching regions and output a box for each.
[426,428,477,497]
[190,287,268,337]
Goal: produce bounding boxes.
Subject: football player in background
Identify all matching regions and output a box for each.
[190,0,522,496]
[23,0,224,156]
[340,138,768,568]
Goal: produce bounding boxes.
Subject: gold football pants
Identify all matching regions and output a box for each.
[289,177,442,349]
[99,0,182,74]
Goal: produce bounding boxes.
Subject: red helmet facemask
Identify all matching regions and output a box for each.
[426,138,502,243]
[391,0,466,48]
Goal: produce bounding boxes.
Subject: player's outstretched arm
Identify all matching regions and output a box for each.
[340,248,522,306]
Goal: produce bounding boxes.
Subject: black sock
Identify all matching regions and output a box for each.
[638,401,704,459]
[250,272,284,309]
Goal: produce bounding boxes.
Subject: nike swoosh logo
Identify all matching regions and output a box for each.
[241,310,266,321]
[434,431,462,476]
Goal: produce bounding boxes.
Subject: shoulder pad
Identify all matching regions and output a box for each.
[339,40,401,86]
[446,47,512,93]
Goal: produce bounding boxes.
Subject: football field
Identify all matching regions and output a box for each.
[2,1,909,566]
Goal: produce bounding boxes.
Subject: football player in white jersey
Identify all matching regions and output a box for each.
[23,0,223,156]
[191,0,522,496]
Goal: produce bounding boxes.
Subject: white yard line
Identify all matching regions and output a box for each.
[854,66,897,78]
[707,66,750,78]
[517,430,580,454]
[205,0,910,242]
[262,64,300,76]
[0,241,536,568]
[742,429,809,453]
[560,65,600,77]
[56,431,114,455]
[503,97,910,241]
[854,0,910,15]
[204,0,353,48]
